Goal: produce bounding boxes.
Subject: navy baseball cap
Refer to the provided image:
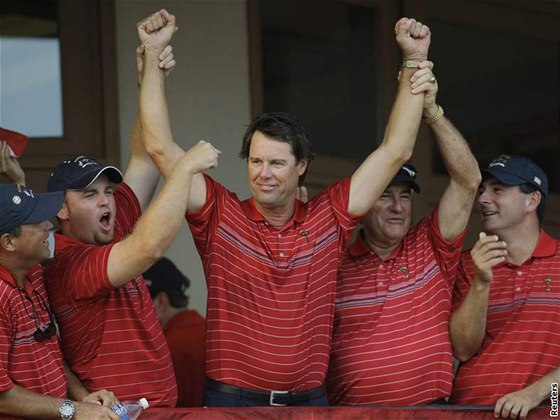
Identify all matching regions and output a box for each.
[389,163,420,193]
[47,156,123,192]
[144,257,191,298]
[0,184,63,235]
[483,154,548,197]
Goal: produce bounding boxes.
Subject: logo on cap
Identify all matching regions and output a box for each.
[73,156,98,169]
[488,155,509,168]
[402,166,416,178]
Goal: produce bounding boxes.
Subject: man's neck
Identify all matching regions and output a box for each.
[492,222,540,266]
[363,232,400,261]
[255,201,296,229]
[0,258,29,288]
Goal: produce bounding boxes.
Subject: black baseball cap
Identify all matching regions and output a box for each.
[47,156,123,192]
[389,163,420,193]
[482,154,548,197]
[0,184,63,235]
[144,258,191,299]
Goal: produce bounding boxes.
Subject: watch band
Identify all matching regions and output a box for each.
[424,105,445,125]
[401,60,420,68]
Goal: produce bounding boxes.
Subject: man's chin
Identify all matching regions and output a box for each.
[96,232,115,245]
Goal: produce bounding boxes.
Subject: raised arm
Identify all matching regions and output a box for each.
[122,30,177,210]
[450,232,507,361]
[0,141,25,186]
[348,18,430,216]
[412,61,481,240]
[137,10,208,213]
[106,140,219,287]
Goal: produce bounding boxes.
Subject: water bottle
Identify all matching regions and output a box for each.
[110,398,149,420]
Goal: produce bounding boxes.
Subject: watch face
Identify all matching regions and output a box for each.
[59,401,74,417]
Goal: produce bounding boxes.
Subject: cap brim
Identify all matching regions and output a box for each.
[407,181,420,193]
[23,191,64,224]
[390,178,421,193]
[71,166,123,190]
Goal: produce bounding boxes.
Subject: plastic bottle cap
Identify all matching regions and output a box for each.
[139,398,149,409]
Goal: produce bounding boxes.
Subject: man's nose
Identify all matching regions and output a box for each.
[259,163,272,178]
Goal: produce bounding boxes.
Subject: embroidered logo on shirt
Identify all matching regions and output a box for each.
[544,278,552,292]
[400,265,409,280]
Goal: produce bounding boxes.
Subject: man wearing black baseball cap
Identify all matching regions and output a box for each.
[0,184,120,418]
[327,68,481,405]
[144,258,205,407]
[42,12,221,408]
[450,155,558,419]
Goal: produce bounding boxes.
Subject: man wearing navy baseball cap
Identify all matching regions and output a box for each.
[0,184,122,418]
[450,154,558,419]
[327,70,481,405]
[47,155,124,193]
[0,184,63,236]
[41,11,221,408]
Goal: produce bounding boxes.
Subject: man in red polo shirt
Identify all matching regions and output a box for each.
[326,69,480,405]
[138,10,432,406]
[42,20,221,405]
[44,145,218,408]
[450,155,559,420]
[144,257,206,407]
[0,183,119,419]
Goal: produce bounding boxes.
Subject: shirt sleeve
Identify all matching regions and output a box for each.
[323,177,362,251]
[452,254,473,311]
[186,174,220,257]
[0,306,14,392]
[426,206,468,285]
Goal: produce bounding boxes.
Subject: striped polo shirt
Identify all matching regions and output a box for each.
[327,208,466,405]
[0,265,67,396]
[451,230,560,404]
[45,183,177,407]
[187,175,358,392]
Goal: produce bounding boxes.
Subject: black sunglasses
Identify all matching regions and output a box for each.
[18,288,57,342]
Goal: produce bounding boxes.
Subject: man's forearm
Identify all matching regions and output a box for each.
[0,385,65,418]
[524,366,560,404]
[430,115,480,193]
[139,51,181,178]
[64,361,89,402]
[450,276,490,361]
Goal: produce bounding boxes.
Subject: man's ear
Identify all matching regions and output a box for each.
[0,233,16,252]
[57,202,69,221]
[297,159,308,177]
[526,191,541,213]
[153,291,170,313]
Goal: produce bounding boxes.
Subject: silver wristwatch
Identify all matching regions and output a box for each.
[58,400,75,420]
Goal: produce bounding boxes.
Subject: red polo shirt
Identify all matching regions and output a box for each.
[327,208,466,405]
[187,175,359,392]
[451,230,560,404]
[45,183,177,407]
[0,264,66,396]
[164,310,206,407]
